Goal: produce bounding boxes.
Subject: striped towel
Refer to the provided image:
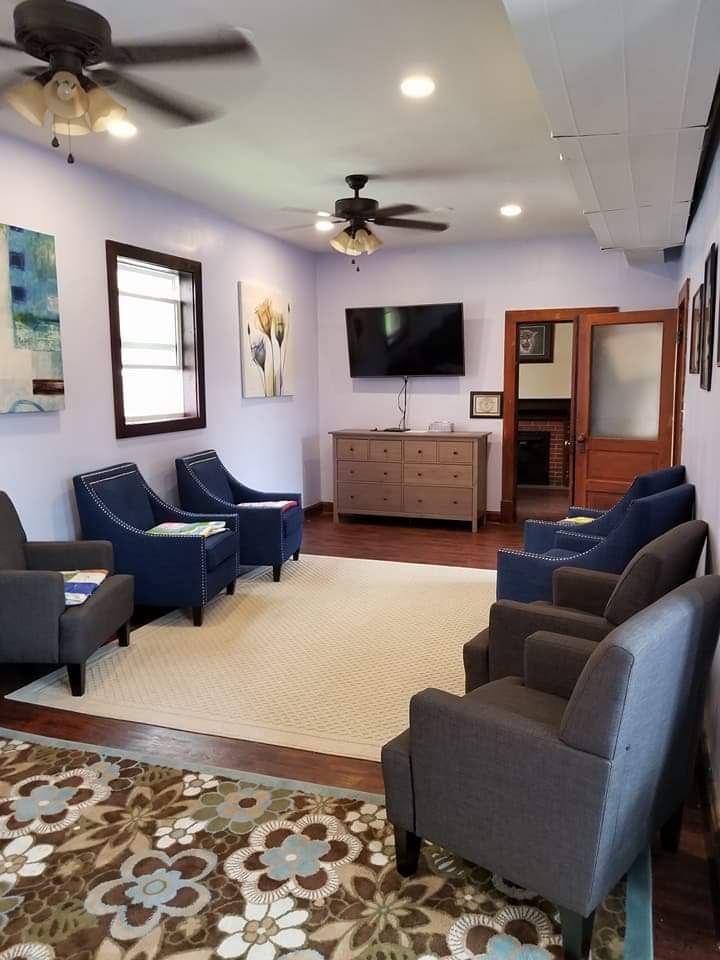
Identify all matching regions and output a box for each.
[62,569,108,606]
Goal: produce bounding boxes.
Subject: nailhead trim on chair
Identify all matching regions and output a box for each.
[179,451,295,568]
[79,463,238,606]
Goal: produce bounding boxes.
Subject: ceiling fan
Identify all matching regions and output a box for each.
[286,174,449,264]
[0,0,258,161]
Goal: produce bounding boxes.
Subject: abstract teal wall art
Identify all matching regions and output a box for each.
[0,223,64,413]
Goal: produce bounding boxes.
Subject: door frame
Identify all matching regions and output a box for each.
[501,307,619,523]
[673,279,690,465]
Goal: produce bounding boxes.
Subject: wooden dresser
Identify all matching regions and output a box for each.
[330,429,489,531]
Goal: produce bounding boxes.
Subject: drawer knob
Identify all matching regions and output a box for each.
[349,447,354,452]
[417,472,423,477]
[453,451,458,456]
[383,471,388,476]
[350,469,355,474]
[383,497,388,501]
[417,499,423,503]
[453,500,458,505]
[383,448,388,453]
[350,495,355,500]
[417,449,423,454]
[453,474,459,479]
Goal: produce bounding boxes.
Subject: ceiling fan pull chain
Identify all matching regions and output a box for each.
[67,127,74,164]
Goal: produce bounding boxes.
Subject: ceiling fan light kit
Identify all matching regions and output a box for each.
[2,0,258,163]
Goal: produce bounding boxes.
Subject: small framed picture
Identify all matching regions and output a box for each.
[689,283,703,374]
[517,322,554,363]
[470,391,503,418]
[702,243,716,391]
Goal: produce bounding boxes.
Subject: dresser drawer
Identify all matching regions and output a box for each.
[403,463,473,486]
[437,440,474,464]
[337,482,403,512]
[336,438,368,461]
[338,461,402,483]
[368,439,402,462]
[404,439,438,463]
[404,485,474,518]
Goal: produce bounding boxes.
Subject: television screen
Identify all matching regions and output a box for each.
[345,302,465,377]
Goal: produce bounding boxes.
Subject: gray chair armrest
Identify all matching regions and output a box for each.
[552,568,621,616]
[488,600,613,681]
[25,540,114,573]
[0,571,65,662]
[525,631,599,700]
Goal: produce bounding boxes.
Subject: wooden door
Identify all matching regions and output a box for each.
[573,309,677,509]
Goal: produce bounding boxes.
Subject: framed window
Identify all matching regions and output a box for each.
[106,240,206,438]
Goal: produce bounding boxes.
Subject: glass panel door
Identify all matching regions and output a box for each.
[590,322,663,439]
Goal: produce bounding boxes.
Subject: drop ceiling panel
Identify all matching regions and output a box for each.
[503,0,720,254]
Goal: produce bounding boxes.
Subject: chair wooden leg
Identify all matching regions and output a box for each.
[660,801,684,852]
[273,564,282,582]
[559,908,595,960]
[117,621,131,647]
[293,550,300,561]
[227,579,236,596]
[67,663,86,697]
[394,826,422,877]
[192,607,203,627]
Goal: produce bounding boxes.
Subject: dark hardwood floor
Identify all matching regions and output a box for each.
[0,510,715,958]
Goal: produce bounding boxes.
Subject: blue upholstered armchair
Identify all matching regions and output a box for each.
[176,450,304,582]
[524,465,686,553]
[497,483,696,603]
[73,463,239,625]
[523,465,686,553]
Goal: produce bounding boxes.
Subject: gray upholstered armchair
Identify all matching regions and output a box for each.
[382,576,720,960]
[465,520,708,690]
[0,492,134,696]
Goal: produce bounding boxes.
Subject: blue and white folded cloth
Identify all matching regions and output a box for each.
[238,500,298,511]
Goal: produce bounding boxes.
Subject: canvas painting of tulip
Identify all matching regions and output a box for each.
[238,281,293,398]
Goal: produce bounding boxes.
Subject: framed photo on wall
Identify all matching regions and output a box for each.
[470,391,503,418]
[689,283,703,374]
[517,322,554,363]
[701,243,716,391]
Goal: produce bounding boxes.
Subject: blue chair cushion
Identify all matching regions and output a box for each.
[205,530,237,571]
[190,457,233,504]
[93,469,155,531]
[544,548,579,559]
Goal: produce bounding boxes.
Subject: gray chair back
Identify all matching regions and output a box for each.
[603,519,708,625]
[0,492,27,571]
[560,575,720,901]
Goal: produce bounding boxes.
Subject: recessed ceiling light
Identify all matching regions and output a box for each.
[400,75,435,99]
[316,210,331,218]
[315,220,334,232]
[108,119,138,139]
[500,203,522,218]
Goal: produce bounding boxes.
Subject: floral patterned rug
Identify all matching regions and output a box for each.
[0,731,649,960]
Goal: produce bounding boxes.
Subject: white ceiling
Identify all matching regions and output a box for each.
[502,0,720,259]
[0,0,590,250]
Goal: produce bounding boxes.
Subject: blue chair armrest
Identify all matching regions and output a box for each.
[553,530,605,552]
[231,480,302,509]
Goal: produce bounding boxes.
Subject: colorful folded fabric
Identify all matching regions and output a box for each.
[238,500,298,511]
[561,516,595,524]
[62,569,108,606]
[147,521,227,537]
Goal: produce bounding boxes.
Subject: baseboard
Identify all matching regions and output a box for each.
[486,510,503,523]
[304,501,333,516]
[698,736,720,939]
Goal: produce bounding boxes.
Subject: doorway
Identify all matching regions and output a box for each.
[502,306,680,523]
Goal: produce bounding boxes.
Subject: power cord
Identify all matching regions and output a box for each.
[397,376,409,431]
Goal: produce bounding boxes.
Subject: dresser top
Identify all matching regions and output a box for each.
[330,428,490,439]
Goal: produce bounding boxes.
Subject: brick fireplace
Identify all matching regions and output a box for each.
[517,399,571,487]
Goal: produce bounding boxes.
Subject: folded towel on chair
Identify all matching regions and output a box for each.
[62,569,108,606]
[238,500,298,511]
[147,521,227,537]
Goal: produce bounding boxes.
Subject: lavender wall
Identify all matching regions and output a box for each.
[680,150,720,792]
[316,237,679,507]
[0,135,320,538]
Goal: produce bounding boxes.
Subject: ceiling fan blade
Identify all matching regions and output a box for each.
[0,39,20,51]
[278,220,344,231]
[0,69,30,96]
[374,218,449,231]
[370,204,421,219]
[92,68,215,125]
[105,31,257,67]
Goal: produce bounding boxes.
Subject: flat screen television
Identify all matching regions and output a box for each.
[345,302,465,377]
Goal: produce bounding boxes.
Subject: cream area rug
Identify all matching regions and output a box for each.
[8,555,496,761]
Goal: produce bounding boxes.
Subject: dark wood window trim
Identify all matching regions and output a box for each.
[106,240,207,439]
